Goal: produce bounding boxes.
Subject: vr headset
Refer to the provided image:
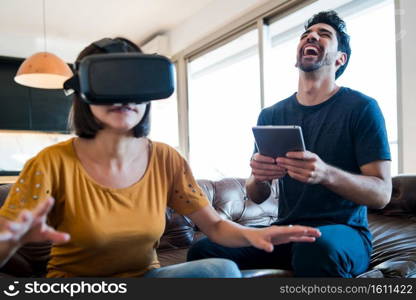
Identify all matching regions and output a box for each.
[64,38,174,105]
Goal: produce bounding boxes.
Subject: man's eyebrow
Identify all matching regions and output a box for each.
[301,28,334,36]
[301,29,311,36]
[318,28,333,35]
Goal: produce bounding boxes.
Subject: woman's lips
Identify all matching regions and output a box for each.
[108,106,137,113]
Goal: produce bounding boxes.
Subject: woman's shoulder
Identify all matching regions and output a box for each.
[17,138,75,181]
[38,138,75,157]
[150,140,185,163]
[33,137,75,163]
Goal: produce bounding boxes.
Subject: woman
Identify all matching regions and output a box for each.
[0,38,320,277]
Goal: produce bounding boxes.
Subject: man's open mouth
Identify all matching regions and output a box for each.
[302,45,320,57]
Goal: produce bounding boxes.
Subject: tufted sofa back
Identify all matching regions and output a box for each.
[1,175,416,278]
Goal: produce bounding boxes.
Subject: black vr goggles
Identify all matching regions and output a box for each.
[63,38,175,105]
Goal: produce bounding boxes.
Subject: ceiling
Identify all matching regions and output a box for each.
[0,0,218,61]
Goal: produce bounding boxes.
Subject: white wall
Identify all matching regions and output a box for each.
[397,0,416,173]
[168,0,270,55]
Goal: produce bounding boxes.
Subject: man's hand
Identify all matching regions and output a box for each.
[276,151,330,184]
[243,225,321,253]
[250,153,287,182]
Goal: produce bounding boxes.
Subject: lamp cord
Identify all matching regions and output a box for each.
[42,0,47,52]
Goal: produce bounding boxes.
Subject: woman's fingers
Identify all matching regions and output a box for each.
[32,197,55,219]
[255,239,274,253]
[0,231,13,242]
[288,236,317,243]
[43,227,70,245]
[268,225,321,245]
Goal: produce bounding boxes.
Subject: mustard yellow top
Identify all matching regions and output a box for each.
[0,138,209,277]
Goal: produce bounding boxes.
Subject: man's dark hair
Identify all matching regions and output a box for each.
[305,10,351,79]
[69,37,151,139]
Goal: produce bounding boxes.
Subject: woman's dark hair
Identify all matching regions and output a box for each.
[69,37,151,139]
[305,10,351,79]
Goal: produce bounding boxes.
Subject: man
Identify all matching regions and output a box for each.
[187,10,392,277]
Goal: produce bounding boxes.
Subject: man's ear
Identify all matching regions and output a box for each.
[335,52,347,69]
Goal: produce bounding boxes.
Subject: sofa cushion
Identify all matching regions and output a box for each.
[368,214,416,277]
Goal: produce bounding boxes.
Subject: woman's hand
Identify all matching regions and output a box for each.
[0,197,70,267]
[243,225,321,252]
[0,197,70,247]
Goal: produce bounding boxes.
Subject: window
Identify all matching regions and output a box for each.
[266,0,398,174]
[188,29,261,179]
[0,131,73,175]
[148,66,179,150]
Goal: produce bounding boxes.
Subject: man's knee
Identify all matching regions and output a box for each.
[187,237,219,261]
[292,239,351,277]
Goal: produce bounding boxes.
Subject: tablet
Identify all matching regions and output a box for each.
[252,125,306,158]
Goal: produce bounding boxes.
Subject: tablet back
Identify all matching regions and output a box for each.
[252,125,306,158]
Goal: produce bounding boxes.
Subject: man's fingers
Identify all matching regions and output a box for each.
[286,151,315,160]
[287,170,310,183]
[277,157,311,169]
[251,160,283,172]
[252,168,285,176]
[284,165,311,177]
[252,153,276,163]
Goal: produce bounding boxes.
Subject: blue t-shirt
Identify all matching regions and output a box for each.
[256,87,390,238]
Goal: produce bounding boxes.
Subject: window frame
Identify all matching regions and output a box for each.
[172,0,401,177]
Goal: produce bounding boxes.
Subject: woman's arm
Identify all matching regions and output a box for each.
[188,205,321,252]
[0,197,70,268]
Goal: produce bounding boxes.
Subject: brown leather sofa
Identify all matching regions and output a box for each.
[0,175,415,278]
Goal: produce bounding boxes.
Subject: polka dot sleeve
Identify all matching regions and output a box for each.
[168,154,209,216]
[0,156,52,221]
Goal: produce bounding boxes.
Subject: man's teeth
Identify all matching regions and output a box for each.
[304,46,319,55]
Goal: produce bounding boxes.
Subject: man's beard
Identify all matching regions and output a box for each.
[295,52,335,73]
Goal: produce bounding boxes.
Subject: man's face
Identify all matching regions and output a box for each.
[295,23,340,74]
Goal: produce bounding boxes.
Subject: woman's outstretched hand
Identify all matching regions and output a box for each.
[244,225,321,252]
[0,197,70,247]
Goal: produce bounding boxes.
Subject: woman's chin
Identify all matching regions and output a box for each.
[103,123,137,134]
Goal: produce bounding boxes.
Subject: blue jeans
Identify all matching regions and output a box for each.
[143,258,242,278]
[187,225,371,278]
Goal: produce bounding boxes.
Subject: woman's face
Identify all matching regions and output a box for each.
[90,103,147,133]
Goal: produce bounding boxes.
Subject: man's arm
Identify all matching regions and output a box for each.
[245,153,286,204]
[245,176,272,204]
[277,151,392,209]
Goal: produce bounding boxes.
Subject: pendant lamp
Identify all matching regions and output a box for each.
[14,0,73,89]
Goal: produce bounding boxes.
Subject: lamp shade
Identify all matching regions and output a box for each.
[14,52,73,89]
